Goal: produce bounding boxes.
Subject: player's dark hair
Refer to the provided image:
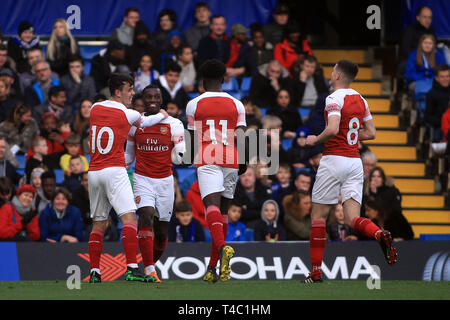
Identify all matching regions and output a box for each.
[125,7,140,17]
[199,59,226,80]
[108,73,134,97]
[142,83,161,94]
[336,59,359,83]
[164,60,182,74]
[48,86,65,99]
[175,200,192,213]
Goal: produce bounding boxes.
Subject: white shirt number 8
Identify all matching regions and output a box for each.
[347,117,359,145]
[91,125,114,154]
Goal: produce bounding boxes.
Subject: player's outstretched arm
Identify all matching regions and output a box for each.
[359,119,376,141]
[138,110,169,128]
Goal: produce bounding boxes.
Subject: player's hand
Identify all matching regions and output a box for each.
[60,235,78,243]
[305,135,317,146]
[238,163,248,175]
[344,235,358,241]
[159,109,169,119]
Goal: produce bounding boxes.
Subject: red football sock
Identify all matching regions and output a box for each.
[122,222,139,266]
[310,220,327,273]
[208,215,228,268]
[351,217,382,241]
[138,227,153,268]
[88,228,104,271]
[206,206,226,250]
[153,237,168,263]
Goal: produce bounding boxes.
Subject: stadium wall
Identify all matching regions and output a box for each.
[0,241,449,281]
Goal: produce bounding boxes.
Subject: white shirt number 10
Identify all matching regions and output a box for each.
[91,125,114,154]
[206,119,228,145]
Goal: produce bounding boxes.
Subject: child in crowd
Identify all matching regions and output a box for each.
[168,200,205,242]
[30,167,45,191]
[326,201,358,241]
[271,163,294,209]
[25,136,50,183]
[61,156,85,192]
[226,202,247,241]
[254,200,287,242]
[176,45,196,93]
[59,134,88,175]
[134,54,160,92]
[241,96,262,130]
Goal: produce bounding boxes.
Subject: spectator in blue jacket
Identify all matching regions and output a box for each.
[226,202,247,241]
[405,34,447,90]
[39,187,84,242]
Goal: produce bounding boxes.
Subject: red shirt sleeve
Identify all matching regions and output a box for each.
[0,204,22,239]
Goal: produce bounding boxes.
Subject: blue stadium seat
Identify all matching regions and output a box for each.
[84,60,91,75]
[84,153,90,163]
[240,77,252,96]
[80,45,105,60]
[203,228,212,242]
[260,107,267,116]
[295,167,311,175]
[176,167,197,196]
[16,169,25,177]
[15,155,26,169]
[282,139,293,151]
[188,92,200,100]
[244,229,254,241]
[419,234,450,241]
[298,107,311,120]
[222,77,239,92]
[54,169,64,184]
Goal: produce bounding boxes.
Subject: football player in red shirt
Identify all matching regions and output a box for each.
[304,60,398,283]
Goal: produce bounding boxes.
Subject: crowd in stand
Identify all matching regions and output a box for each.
[3,1,444,244]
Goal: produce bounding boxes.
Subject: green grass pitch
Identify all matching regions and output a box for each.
[1,280,449,300]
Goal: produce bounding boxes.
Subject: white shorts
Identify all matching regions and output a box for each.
[88,167,136,221]
[133,173,174,222]
[312,155,364,205]
[197,165,239,200]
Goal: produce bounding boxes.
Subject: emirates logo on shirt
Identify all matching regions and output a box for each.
[160,127,168,134]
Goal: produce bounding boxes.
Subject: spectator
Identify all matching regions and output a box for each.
[25,136,52,183]
[0,43,17,73]
[225,202,247,241]
[282,189,312,240]
[166,101,185,124]
[0,177,13,207]
[159,29,183,74]
[61,156,85,192]
[0,67,21,100]
[263,3,290,46]
[241,96,262,130]
[185,2,212,52]
[0,77,20,122]
[327,201,358,241]
[35,112,67,157]
[168,200,205,242]
[261,115,293,165]
[226,24,257,79]
[90,40,129,92]
[29,167,45,192]
[46,19,80,76]
[361,150,377,180]
[398,6,435,75]
[0,184,40,241]
[197,15,230,67]
[266,89,303,139]
[72,99,92,154]
[305,146,322,179]
[185,180,207,229]
[0,137,21,185]
[249,59,293,109]
[70,171,90,226]
[254,199,287,242]
[288,126,317,169]
[59,133,89,175]
[249,24,274,67]
[292,55,329,109]
[24,60,60,107]
[424,64,450,137]
[405,34,446,90]
[252,161,272,188]
[126,20,161,72]
[294,170,312,193]
[0,102,39,155]
[234,166,273,228]
[111,7,140,47]
[134,54,160,92]
[39,187,85,242]
[151,9,184,53]
[176,45,196,93]
[270,163,295,213]
[274,21,312,76]
[131,93,145,113]
[154,60,189,108]
[33,170,56,214]
[32,85,73,124]
[60,54,96,110]
[365,196,414,241]
[7,21,40,73]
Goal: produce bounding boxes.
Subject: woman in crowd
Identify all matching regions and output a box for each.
[282,189,312,240]
[72,98,92,154]
[0,184,40,241]
[46,19,80,76]
[38,187,85,243]
[266,89,303,139]
[405,34,447,90]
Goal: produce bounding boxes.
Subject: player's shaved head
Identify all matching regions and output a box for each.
[199,59,226,91]
[335,60,359,83]
[142,84,163,115]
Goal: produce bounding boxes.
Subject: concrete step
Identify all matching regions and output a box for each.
[365,130,407,145]
[411,225,450,238]
[372,114,399,129]
[404,210,450,223]
[378,161,425,177]
[350,82,381,96]
[394,178,435,194]
[370,146,416,160]
[313,49,365,64]
[366,98,390,113]
[323,66,373,80]
[402,195,445,209]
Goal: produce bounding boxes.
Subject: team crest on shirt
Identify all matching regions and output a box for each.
[135,196,141,204]
[160,127,168,134]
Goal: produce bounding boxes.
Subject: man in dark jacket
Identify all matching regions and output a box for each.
[234,167,273,228]
[24,60,59,108]
[425,64,450,137]
[226,24,257,79]
[7,21,40,74]
[32,85,73,124]
[197,15,230,67]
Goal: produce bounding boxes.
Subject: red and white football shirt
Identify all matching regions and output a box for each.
[128,116,185,179]
[323,88,372,158]
[186,92,246,168]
